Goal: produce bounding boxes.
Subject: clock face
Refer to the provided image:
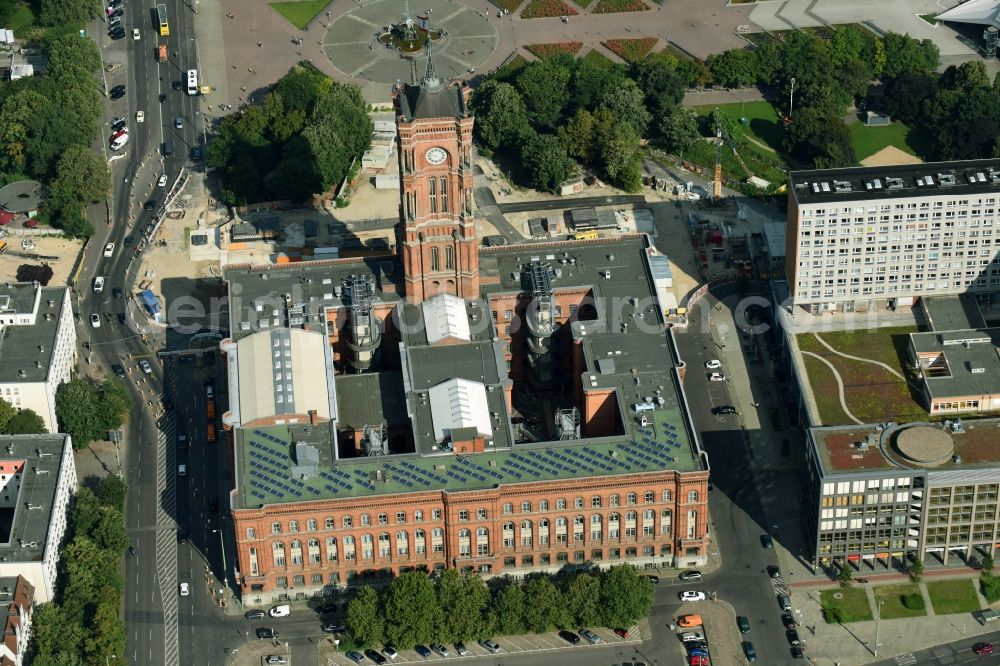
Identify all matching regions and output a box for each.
[426,147,448,165]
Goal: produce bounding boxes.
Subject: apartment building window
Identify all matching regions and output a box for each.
[625,511,637,537]
[477,508,488,520]
[378,513,388,525]
[573,515,584,542]
[503,522,515,548]
[643,509,655,536]
[539,519,550,545]
[592,496,602,508]
[608,513,620,539]
[360,514,371,527]
[662,490,672,502]
[273,542,286,567]
[308,539,321,564]
[591,514,602,540]
[610,494,620,507]
[459,529,472,557]
[414,510,424,522]
[556,517,568,543]
[326,537,337,561]
[459,510,470,522]
[556,498,566,510]
[325,517,334,529]
[415,529,426,554]
[343,535,356,560]
[276,577,288,588]
[627,492,637,505]
[272,522,281,534]
[432,509,442,520]
[378,533,390,558]
[521,520,533,546]
[645,491,655,503]
[247,527,256,539]
[397,531,409,556]
[343,516,353,528]
[521,501,531,513]
[477,527,489,556]
[307,519,316,531]
[361,534,374,559]
[539,500,548,511]
[687,490,698,503]
[396,512,406,524]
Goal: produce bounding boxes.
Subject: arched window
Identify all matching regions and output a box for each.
[290,540,302,565]
[445,245,454,270]
[343,535,356,560]
[661,509,672,535]
[608,512,620,539]
[520,520,533,546]
[592,496,602,508]
[476,527,489,555]
[307,519,317,531]
[644,491,655,503]
[458,528,471,557]
[503,522,515,548]
[325,517,334,529]
[326,537,338,561]
[308,538,321,563]
[609,493,620,507]
[430,247,440,271]
[590,514,602,540]
[538,519,550,545]
[414,509,424,522]
[687,490,698,503]
[687,510,698,539]
[273,541,286,567]
[378,533,391,557]
[414,529,426,554]
[289,520,299,533]
[396,531,408,556]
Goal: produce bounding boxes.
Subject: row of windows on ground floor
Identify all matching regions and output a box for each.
[245,545,692,590]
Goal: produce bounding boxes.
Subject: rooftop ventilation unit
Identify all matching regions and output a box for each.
[834,181,852,193]
[864,179,883,191]
[938,173,957,186]
[968,171,988,183]
[885,177,904,190]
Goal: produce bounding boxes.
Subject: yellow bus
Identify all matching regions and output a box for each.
[157,3,169,36]
[572,230,599,240]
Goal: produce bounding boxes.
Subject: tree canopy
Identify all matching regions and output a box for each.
[55,378,132,449]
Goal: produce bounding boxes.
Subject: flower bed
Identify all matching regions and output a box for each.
[521,0,579,19]
[602,37,658,63]
[495,0,525,11]
[525,42,584,59]
[594,0,649,12]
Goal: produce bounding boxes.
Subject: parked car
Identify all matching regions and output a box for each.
[93,276,105,293]
[413,645,432,658]
[975,643,995,656]
[680,632,705,643]
[430,644,449,657]
[737,616,751,634]
[678,570,703,582]
[478,639,501,654]
[90,313,101,328]
[742,641,757,662]
[132,28,140,40]
[256,627,278,639]
[781,613,797,629]
[322,624,346,633]
[103,242,115,257]
[646,574,660,584]
[787,628,801,646]
[158,174,168,187]
[679,591,706,602]
[346,651,365,664]
[767,565,781,579]
[265,657,287,666]
[579,629,601,644]
[791,645,804,659]
[111,364,126,378]
[136,110,144,123]
[708,372,726,382]
[364,649,387,665]
[711,405,738,415]
[613,628,629,638]
[268,604,290,617]
[559,630,581,645]
[760,534,774,548]
[111,117,127,132]
[455,642,469,656]
[110,84,126,99]
[178,582,189,596]
[382,647,398,660]
[143,199,156,211]
[704,359,721,369]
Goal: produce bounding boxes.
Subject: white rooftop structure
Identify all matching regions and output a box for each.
[427,378,492,443]
[937,0,1000,27]
[422,293,471,344]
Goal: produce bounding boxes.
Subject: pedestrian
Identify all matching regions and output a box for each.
[257,41,262,48]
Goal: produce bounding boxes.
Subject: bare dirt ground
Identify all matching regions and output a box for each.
[0,236,83,285]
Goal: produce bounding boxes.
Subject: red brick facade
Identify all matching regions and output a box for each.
[232,470,709,603]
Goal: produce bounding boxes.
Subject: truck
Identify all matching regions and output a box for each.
[206,423,217,443]
[206,399,215,420]
[157,43,167,62]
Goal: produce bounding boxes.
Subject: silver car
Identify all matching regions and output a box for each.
[579,629,602,644]
[479,639,501,654]
[431,644,450,657]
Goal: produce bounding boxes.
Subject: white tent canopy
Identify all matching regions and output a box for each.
[937,0,1000,28]
[428,378,492,443]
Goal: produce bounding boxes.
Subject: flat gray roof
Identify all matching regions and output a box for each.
[335,372,409,430]
[911,328,1000,399]
[0,286,66,383]
[790,159,1000,205]
[922,295,987,332]
[0,435,70,564]
[762,221,786,259]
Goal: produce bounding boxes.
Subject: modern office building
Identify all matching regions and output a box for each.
[786,159,1000,314]
[0,435,75,602]
[223,60,709,605]
[0,283,76,433]
[804,419,1000,573]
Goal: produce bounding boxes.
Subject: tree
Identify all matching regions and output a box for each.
[706,49,759,89]
[435,570,491,643]
[881,72,938,124]
[838,561,853,585]
[521,131,573,193]
[273,65,332,115]
[383,572,442,648]
[97,378,132,434]
[97,475,127,511]
[940,60,990,92]
[985,553,996,573]
[491,581,525,636]
[522,577,569,633]
[39,0,96,28]
[599,565,654,629]
[558,109,598,163]
[829,25,869,69]
[658,107,700,155]
[69,487,101,538]
[0,398,16,432]
[50,144,111,204]
[881,32,939,79]
[56,378,131,448]
[4,409,47,434]
[835,60,873,104]
[783,107,856,169]
[515,60,572,128]
[595,113,643,191]
[908,558,924,582]
[91,507,128,552]
[562,573,601,627]
[347,586,384,647]
[83,585,125,664]
[571,57,628,111]
[471,80,529,152]
[46,34,101,75]
[598,79,651,136]
[630,55,685,118]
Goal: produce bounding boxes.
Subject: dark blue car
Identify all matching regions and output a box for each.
[414,645,432,658]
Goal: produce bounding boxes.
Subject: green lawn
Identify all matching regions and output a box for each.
[926,579,982,615]
[849,122,932,162]
[580,49,616,68]
[693,101,786,153]
[269,0,329,30]
[797,327,927,424]
[873,584,927,619]
[688,101,789,187]
[820,588,873,623]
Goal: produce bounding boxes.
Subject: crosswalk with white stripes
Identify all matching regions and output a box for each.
[154,371,180,666]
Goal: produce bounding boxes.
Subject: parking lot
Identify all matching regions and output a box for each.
[320,626,642,665]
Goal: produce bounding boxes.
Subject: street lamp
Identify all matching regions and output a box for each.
[213,528,228,598]
[788,77,796,119]
[873,597,884,658]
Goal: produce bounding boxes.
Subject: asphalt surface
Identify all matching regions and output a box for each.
[673,286,802,665]
[870,631,1000,666]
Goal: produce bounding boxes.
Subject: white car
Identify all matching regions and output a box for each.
[179,582,189,596]
[136,110,144,123]
[177,464,187,476]
[93,276,105,293]
[90,313,101,328]
[139,360,152,374]
[269,604,290,617]
[680,631,705,642]
[158,175,168,187]
[679,591,707,602]
[132,28,140,40]
[103,242,115,257]
[704,359,721,369]
[708,372,726,382]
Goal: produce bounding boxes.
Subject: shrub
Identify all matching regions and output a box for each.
[521,0,579,19]
[901,593,925,610]
[982,573,1000,603]
[602,38,658,64]
[593,0,649,12]
[525,42,584,60]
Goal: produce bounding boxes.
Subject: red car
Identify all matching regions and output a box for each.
[688,656,709,666]
[614,628,629,638]
[974,642,994,655]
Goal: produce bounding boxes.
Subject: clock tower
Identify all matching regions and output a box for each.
[393,48,479,304]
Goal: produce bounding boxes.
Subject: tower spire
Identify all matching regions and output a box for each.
[421,42,441,91]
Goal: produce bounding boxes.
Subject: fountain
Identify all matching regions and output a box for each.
[378,7,442,56]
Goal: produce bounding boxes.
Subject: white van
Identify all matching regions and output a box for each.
[268,604,290,617]
[93,276,105,293]
[177,464,187,476]
[110,132,129,150]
